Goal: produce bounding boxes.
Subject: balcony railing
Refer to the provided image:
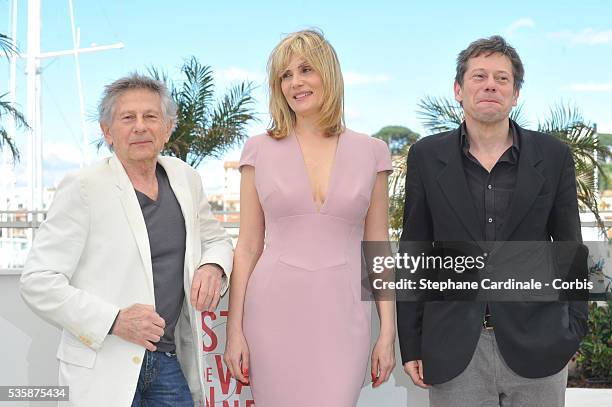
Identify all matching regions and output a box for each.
[0,210,239,274]
[2,210,611,276]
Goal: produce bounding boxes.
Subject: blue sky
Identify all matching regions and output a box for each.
[1,0,612,192]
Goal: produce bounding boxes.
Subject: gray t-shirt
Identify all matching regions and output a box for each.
[135,164,187,353]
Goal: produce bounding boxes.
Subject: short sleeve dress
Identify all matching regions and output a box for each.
[239,129,392,406]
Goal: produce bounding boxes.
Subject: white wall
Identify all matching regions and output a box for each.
[0,273,428,406]
[0,274,61,407]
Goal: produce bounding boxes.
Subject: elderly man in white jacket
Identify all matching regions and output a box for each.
[20,73,233,407]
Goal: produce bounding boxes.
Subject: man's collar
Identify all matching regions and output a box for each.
[460,119,520,155]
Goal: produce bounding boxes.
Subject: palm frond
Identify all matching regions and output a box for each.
[94,136,107,152]
[0,94,30,129]
[417,96,464,134]
[0,128,20,161]
[188,82,257,168]
[179,57,215,124]
[509,102,529,128]
[539,103,606,231]
[155,57,257,167]
[146,66,169,85]
[538,103,608,159]
[163,58,218,162]
[538,102,584,134]
[0,33,18,59]
[0,93,29,162]
[576,171,604,231]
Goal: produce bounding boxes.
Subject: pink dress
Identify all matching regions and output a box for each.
[240,129,392,406]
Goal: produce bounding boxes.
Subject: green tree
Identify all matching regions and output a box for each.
[387,96,607,236]
[594,134,612,191]
[371,126,419,237]
[598,164,612,192]
[372,125,420,155]
[149,57,257,168]
[576,301,612,381]
[597,133,612,147]
[0,33,28,161]
[388,154,407,238]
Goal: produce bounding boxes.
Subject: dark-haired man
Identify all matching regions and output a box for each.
[397,35,587,406]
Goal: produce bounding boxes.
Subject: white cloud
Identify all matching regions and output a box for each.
[506,18,535,35]
[549,28,612,45]
[216,67,265,82]
[43,142,84,164]
[344,106,362,121]
[566,82,612,92]
[32,142,86,187]
[44,156,81,187]
[343,72,390,86]
[598,122,612,133]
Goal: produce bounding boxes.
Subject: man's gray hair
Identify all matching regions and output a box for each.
[455,35,524,92]
[98,73,178,131]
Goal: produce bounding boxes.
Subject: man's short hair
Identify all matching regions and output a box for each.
[98,73,178,131]
[455,35,524,92]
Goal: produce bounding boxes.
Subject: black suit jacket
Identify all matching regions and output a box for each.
[397,120,588,384]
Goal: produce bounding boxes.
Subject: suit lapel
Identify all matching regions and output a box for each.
[151,158,202,383]
[110,155,155,300]
[497,125,545,241]
[436,129,483,242]
[158,157,195,281]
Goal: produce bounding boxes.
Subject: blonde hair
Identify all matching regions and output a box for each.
[266,29,345,139]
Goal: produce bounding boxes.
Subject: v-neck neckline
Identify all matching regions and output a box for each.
[136,188,159,207]
[292,130,342,214]
[135,164,163,206]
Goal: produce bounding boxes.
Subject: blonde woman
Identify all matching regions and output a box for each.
[224,30,395,406]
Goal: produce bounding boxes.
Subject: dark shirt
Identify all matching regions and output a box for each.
[135,164,187,353]
[460,121,520,241]
[461,121,519,320]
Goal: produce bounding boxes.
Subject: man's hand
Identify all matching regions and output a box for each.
[191,263,224,312]
[404,360,430,389]
[111,304,165,352]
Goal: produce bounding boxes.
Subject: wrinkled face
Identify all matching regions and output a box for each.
[101,88,172,166]
[280,55,324,119]
[454,52,519,125]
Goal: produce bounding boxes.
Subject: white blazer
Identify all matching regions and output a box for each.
[20,155,234,407]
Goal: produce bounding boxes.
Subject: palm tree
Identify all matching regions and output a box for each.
[0,33,17,57]
[387,97,606,236]
[149,57,257,168]
[537,104,607,230]
[0,33,28,161]
[417,95,528,131]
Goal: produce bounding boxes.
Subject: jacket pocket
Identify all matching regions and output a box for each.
[56,331,97,368]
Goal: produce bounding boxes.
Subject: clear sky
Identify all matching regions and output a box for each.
[1,0,612,193]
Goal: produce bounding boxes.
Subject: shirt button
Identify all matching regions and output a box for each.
[487,184,492,190]
[488,217,493,223]
[483,252,488,257]
[132,356,141,364]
